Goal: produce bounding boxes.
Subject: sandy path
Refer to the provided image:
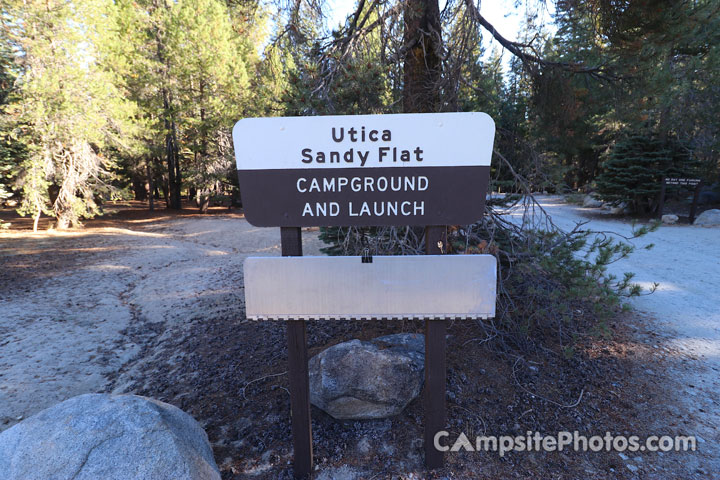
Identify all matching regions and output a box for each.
[0,216,324,431]
[509,196,720,468]
[2,203,718,475]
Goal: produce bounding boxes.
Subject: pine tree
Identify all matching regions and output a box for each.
[554,0,720,182]
[0,42,21,217]
[595,133,698,214]
[110,0,264,210]
[2,0,138,229]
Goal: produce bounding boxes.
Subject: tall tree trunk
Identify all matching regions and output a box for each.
[171,116,182,208]
[403,2,445,471]
[200,80,207,158]
[196,79,208,213]
[153,0,182,210]
[147,161,155,212]
[132,170,148,201]
[163,88,182,209]
[403,0,442,114]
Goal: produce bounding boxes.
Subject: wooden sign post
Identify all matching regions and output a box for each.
[234,112,496,479]
[280,227,313,477]
[424,225,446,470]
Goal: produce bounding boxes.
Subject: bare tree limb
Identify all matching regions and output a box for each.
[463,0,620,81]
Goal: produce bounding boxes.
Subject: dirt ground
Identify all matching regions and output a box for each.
[0,201,717,479]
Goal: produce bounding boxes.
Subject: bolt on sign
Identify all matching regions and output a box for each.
[232,112,495,227]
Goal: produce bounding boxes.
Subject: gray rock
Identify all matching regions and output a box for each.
[582,195,603,208]
[309,333,425,420]
[0,394,220,480]
[374,332,425,354]
[661,214,679,224]
[694,209,720,226]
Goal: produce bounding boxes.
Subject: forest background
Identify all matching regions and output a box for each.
[2,6,719,476]
[1,0,718,230]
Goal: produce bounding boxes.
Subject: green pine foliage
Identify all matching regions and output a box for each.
[516,0,720,191]
[595,133,698,214]
[1,0,715,220]
[318,211,659,347]
[2,0,140,229]
[0,0,269,225]
[0,42,21,226]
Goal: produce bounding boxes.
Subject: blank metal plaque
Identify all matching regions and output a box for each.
[243,255,496,320]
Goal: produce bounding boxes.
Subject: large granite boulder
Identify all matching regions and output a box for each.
[694,209,720,226]
[0,394,221,480]
[309,333,425,420]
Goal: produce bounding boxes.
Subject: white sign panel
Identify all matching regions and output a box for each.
[233,112,494,170]
[243,255,497,320]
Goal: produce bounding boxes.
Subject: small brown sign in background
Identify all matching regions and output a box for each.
[659,176,703,224]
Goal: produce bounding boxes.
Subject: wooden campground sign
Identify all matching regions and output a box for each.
[232,112,495,226]
[233,112,497,479]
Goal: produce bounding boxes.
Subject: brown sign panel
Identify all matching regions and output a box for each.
[239,166,490,227]
[232,112,495,227]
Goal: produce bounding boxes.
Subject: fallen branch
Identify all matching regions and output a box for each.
[241,371,288,399]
